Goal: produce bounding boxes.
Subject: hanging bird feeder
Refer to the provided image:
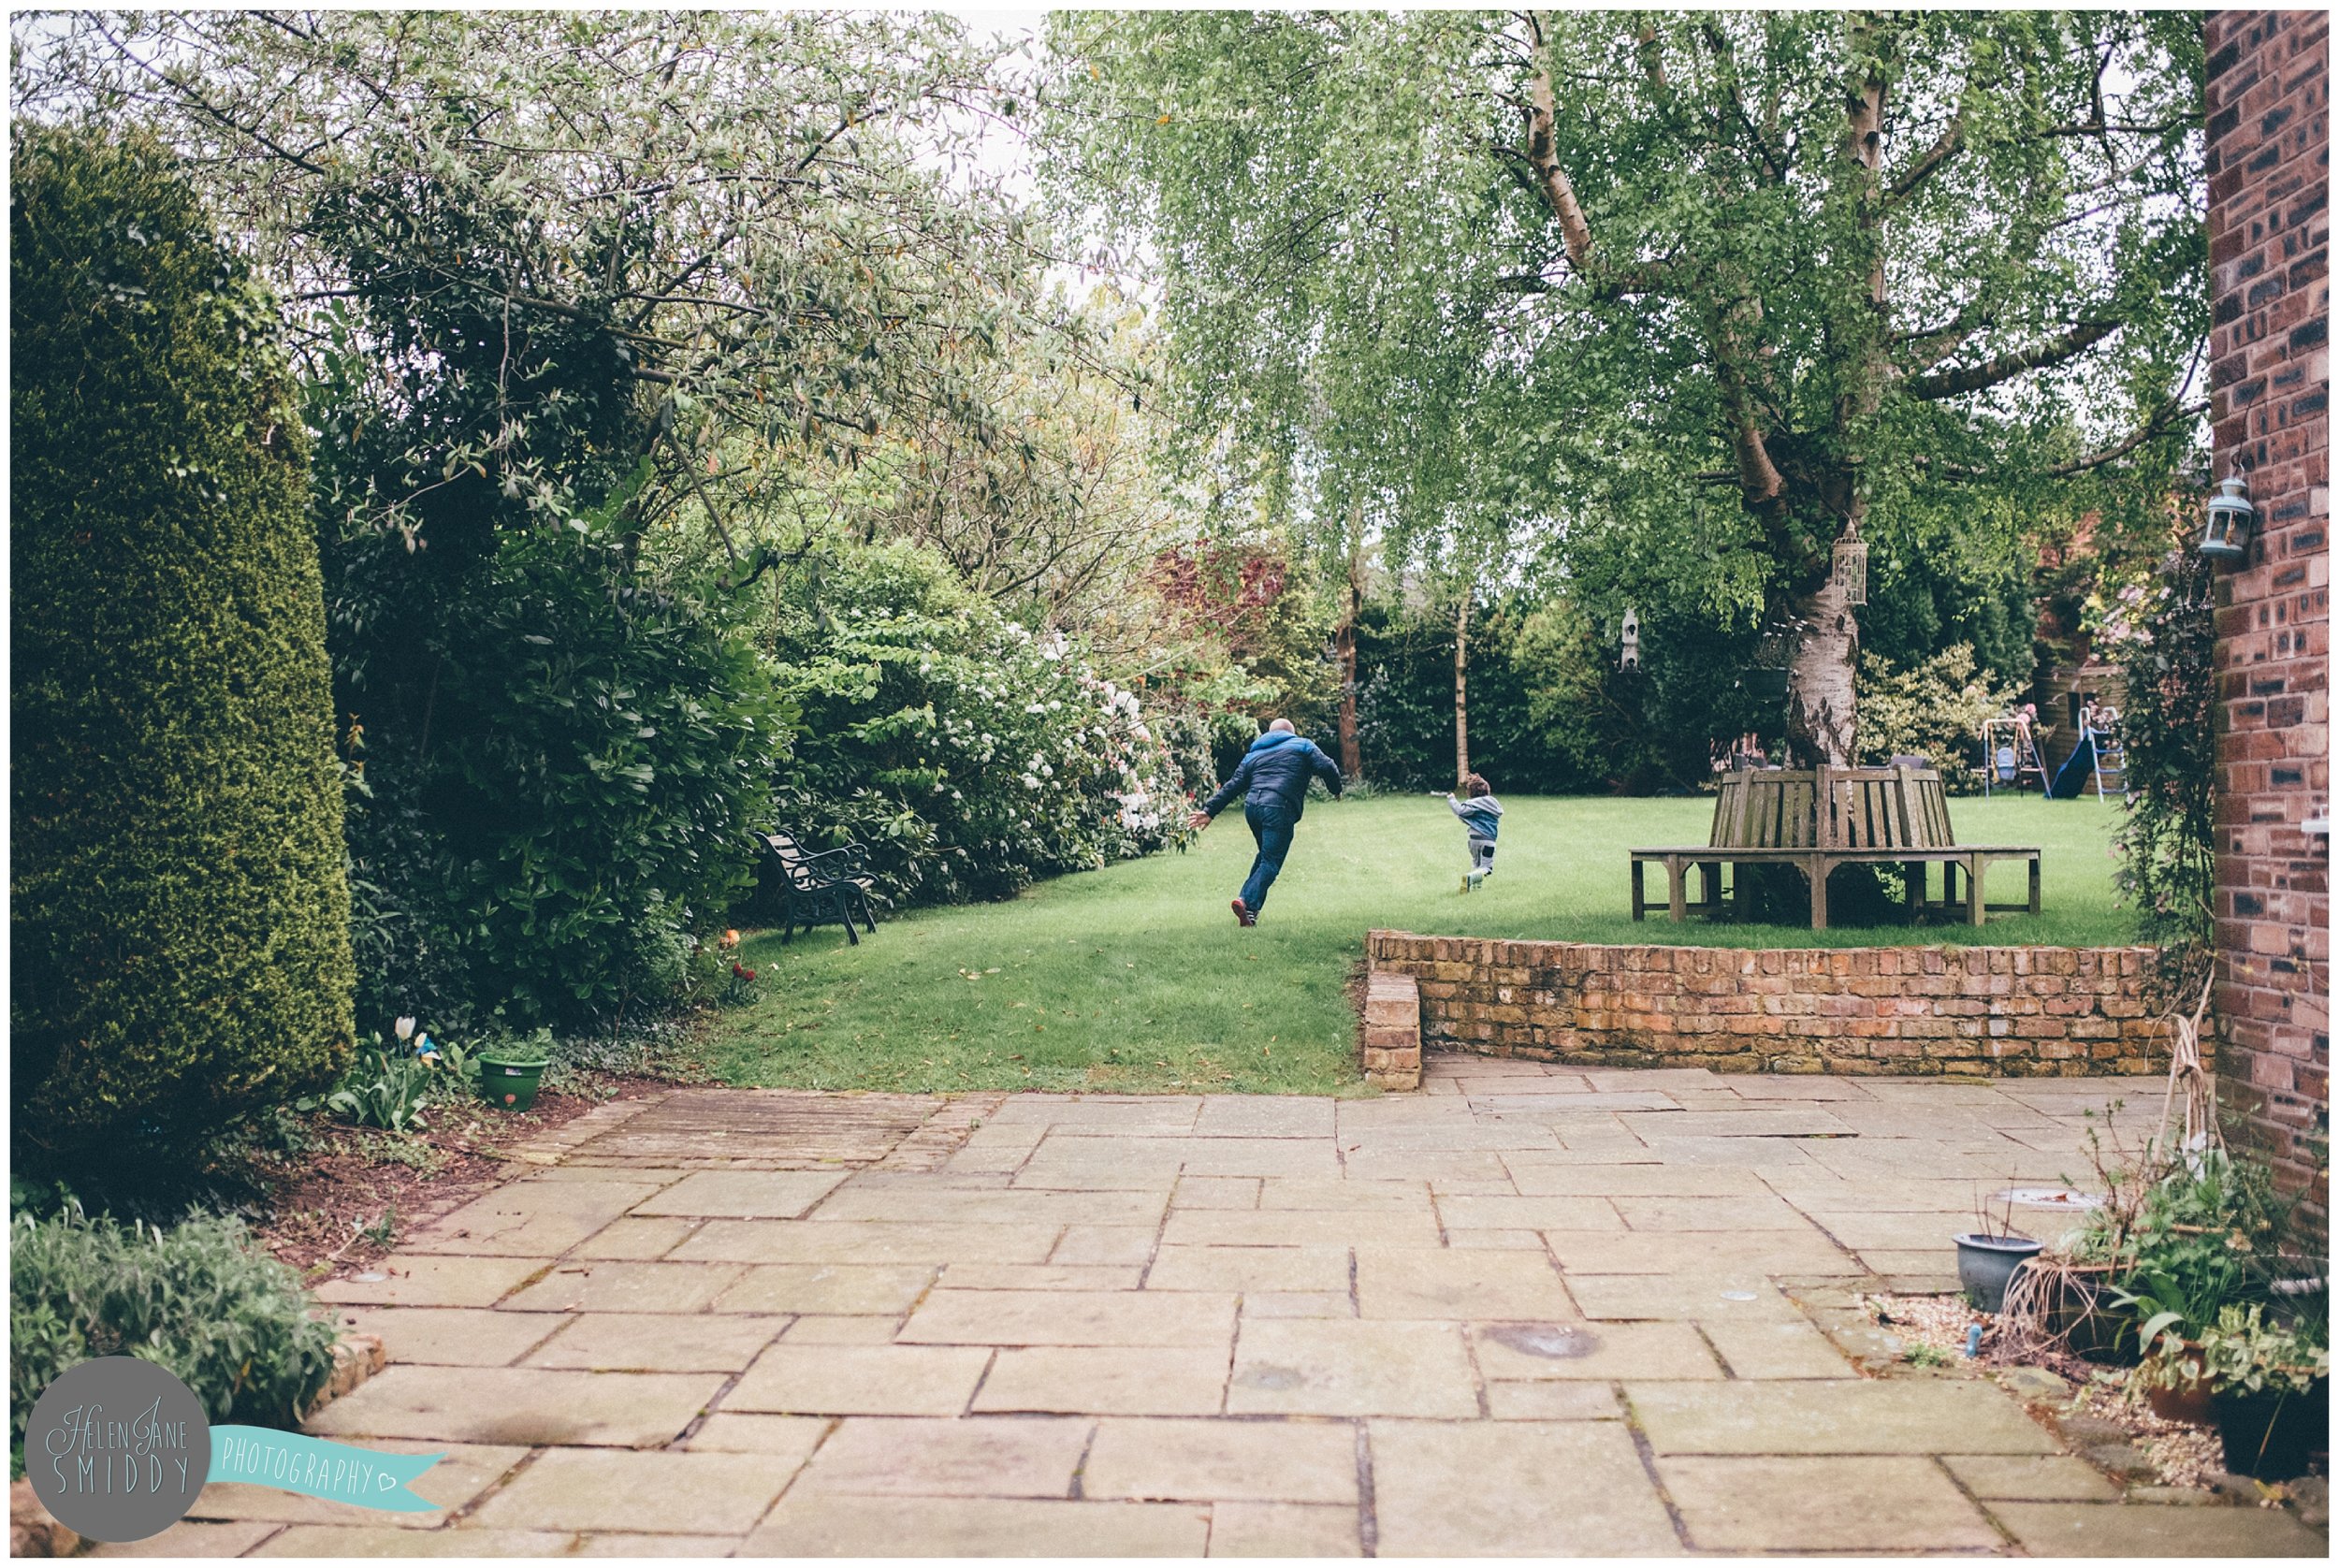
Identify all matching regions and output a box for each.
[1619,607,1641,673]
[2198,473,2255,562]
[1832,518,1868,606]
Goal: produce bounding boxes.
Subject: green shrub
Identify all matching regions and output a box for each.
[1855,644,2020,783]
[337,524,789,1028]
[767,542,1200,907]
[2098,547,2217,997]
[10,126,355,1165]
[10,1206,340,1477]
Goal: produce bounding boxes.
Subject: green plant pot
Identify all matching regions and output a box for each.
[476,1059,549,1111]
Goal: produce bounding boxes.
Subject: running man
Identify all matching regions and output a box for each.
[1187,719,1344,926]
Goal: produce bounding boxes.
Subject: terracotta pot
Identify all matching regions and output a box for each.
[2143,1366,2217,1441]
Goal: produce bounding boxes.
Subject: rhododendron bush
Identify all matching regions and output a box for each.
[769,542,1211,907]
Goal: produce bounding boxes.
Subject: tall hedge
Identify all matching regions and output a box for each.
[11,126,355,1164]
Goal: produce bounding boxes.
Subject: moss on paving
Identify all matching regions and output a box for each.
[705,792,2132,1096]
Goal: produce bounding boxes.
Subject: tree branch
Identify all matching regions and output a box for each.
[1904,319,2123,400]
[1519,58,1669,299]
[1888,110,1964,204]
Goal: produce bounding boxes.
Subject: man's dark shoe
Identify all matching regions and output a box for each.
[1231,897,1256,927]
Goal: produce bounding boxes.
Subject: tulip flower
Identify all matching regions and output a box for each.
[394,1016,417,1041]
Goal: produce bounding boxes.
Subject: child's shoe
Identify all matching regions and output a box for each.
[1467,869,1488,892]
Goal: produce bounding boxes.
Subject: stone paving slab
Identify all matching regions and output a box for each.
[900,1287,1236,1347]
[520,1311,787,1372]
[629,1169,848,1218]
[973,1346,1230,1415]
[1627,1378,2060,1455]
[1987,1500,2329,1556]
[1368,1419,1680,1555]
[468,1448,795,1534]
[251,1526,577,1556]
[1942,1452,2125,1501]
[1082,1417,1358,1503]
[184,1442,525,1530]
[401,1179,665,1256]
[305,1366,723,1448]
[254,1065,2326,1559]
[312,1255,548,1308]
[723,1343,991,1416]
[1660,1455,2000,1551]
[1228,1320,1476,1417]
[708,1261,936,1315]
[1354,1246,1574,1321]
[745,1494,1213,1556]
[327,1306,560,1367]
[1207,1500,1361,1556]
[790,1416,1090,1498]
[88,1520,284,1557]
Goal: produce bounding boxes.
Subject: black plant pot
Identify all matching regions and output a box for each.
[2044,1268,2139,1365]
[2212,1378,2330,1480]
[1954,1233,2042,1313]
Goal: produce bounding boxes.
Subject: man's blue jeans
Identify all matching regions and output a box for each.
[1240,803,1297,914]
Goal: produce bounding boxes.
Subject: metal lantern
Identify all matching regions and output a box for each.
[2199,474,2255,562]
[1832,518,1868,606]
[1620,607,1641,673]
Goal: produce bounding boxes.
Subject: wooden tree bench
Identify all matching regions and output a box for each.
[1629,764,2040,931]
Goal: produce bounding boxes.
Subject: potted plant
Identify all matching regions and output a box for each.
[2130,1307,2217,1427]
[2193,1304,2330,1480]
[1955,1190,2041,1313]
[474,1028,557,1112]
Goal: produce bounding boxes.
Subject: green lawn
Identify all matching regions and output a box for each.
[705,792,2131,1096]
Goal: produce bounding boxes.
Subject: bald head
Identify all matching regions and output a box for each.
[1268,718,1295,734]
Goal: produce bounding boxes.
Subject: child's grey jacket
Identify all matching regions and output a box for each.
[1448,794,1504,841]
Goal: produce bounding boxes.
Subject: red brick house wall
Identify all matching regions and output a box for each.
[2205,10,2329,1217]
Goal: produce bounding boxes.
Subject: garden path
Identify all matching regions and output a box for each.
[109,1064,2324,1558]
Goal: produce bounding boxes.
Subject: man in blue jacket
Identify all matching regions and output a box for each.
[1188,719,1344,926]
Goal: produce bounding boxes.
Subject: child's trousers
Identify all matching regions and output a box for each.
[1469,836,1496,873]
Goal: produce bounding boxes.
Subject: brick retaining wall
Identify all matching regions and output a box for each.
[1365,932,2169,1077]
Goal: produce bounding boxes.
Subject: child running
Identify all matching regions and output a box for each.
[1446,773,1503,891]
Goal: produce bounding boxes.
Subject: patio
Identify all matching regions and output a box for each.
[110,1062,2325,1557]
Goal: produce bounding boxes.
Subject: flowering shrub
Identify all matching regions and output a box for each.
[768,543,1206,907]
[1855,644,2021,786]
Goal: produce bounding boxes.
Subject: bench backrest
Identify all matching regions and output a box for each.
[758,831,822,890]
[1710,765,1956,851]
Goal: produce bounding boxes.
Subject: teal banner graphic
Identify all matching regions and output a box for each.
[207,1427,440,1513]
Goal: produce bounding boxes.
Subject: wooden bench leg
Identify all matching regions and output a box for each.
[1942,862,1958,914]
[1667,857,1688,922]
[1904,861,1923,922]
[1699,860,1722,915]
[2028,855,2041,917]
[1632,859,1647,921]
[1967,855,1987,926]
[1809,858,1829,931]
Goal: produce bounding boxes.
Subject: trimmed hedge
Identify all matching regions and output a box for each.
[11,127,355,1162]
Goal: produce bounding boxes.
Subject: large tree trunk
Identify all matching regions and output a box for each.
[1454,592,1472,786]
[1785,574,1858,767]
[1333,509,1364,778]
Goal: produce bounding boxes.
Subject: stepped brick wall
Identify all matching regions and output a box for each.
[1364,933,2167,1078]
[2205,9,2330,1223]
